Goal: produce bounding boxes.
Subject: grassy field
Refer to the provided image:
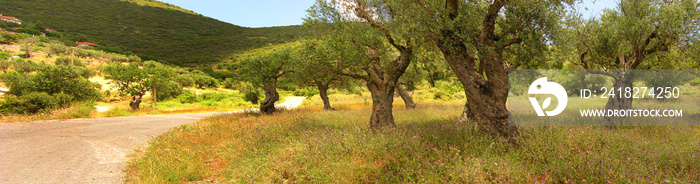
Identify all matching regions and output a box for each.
[125,96,700,183]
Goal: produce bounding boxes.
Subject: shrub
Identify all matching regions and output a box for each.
[177,92,201,104]
[10,58,42,73]
[19,92,58,114]
[241,83,261,104]
[47,43,70,56]
[176,74,195,87]
[191,71,219,89]
[200,93,229,102]
[0,59,10,70]
[433,90,453,100]
[222,78,238,89]
[293,87,319,98]
[690,77,700,86]
[127,55,142,62]
[55,56,84,66]
[110,54,129,63]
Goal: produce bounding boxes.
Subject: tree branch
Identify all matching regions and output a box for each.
[479,0,506,44]
[354,1,407,51]
[497,37,522,52]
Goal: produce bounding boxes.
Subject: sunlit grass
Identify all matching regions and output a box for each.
[125,99,700,183]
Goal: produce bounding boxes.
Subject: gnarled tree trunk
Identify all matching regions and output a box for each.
[396,84,416,109]
[129,94,143,110]
[317,82,334,110]
[260,82,279,114]
[367,81,396,128]
[603,72,634,126]
[605,75,634,110]
[435,0,519,140]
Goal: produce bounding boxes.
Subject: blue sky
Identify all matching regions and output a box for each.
[157,0,316,28]
[157,0,618,28]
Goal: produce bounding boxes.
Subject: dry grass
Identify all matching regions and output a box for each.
[125,98,700,183]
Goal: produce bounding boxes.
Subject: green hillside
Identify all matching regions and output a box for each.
[0,0,307,65]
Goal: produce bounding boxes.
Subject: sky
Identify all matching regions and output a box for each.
[157,0,618,28]
[157,0,316,28]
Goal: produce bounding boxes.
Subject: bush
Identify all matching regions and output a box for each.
[0,59,10,70]
[222,78,238,89]
[10,58,42,73]
[55,56,84,66]
[0,65,101,114]
[293,87,319,98]
[201,92,229,102]
[19,92,58,114]
[110,54,129,63]
[47,43,70,56]
[176,74,195,87]
[241,83,261,104]
[191,71,219,89]
[433,90,453,100]
[690,77,700,86]
[127,55,142,62]
[177,92,201,104]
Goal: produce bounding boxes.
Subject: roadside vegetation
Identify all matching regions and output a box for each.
[126,97,700,183]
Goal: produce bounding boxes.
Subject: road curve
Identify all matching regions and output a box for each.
[0,97,305,184]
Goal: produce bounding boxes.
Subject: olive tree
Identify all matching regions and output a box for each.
[290,39,348,110]
[238,44,297,114]
[103,63,149,110]
[306,0,422,128]
[570,0,700,110]
[399,0,570,139]
[103,61,181,110]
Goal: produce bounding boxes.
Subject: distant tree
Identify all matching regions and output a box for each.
[238,44,297,113]
[103,61,183,110]
[190,70,219,89]
[19,36,36,58]
[143,61,182,106]
[290,39,347,110]
[570,0,700,110]
[102,63,149,110]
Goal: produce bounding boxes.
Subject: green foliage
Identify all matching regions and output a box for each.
[0,32,23,43]
[47,43,70,56]
[142,61,183,100]
[293,87,319,98]
[222,78,238,89]
[102,63,149,98]
[177,92,201,104]
[0,0,308,65]
[0,92,73,114]
[569,0,700,70]
[241,82,262,104]
[7,58,42,73]
[103,61,185,107]
[74,48,102,58]
[0,64,101,114]
[190,71,219,89]
[55,56,85,66]
[238,42,299,89]
[175,74,196,88]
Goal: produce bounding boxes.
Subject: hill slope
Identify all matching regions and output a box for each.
[0,0,307,65]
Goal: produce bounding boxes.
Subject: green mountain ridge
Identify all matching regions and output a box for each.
[0,0,307,65]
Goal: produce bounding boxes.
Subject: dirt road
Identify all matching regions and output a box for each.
[0,97,305,184]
